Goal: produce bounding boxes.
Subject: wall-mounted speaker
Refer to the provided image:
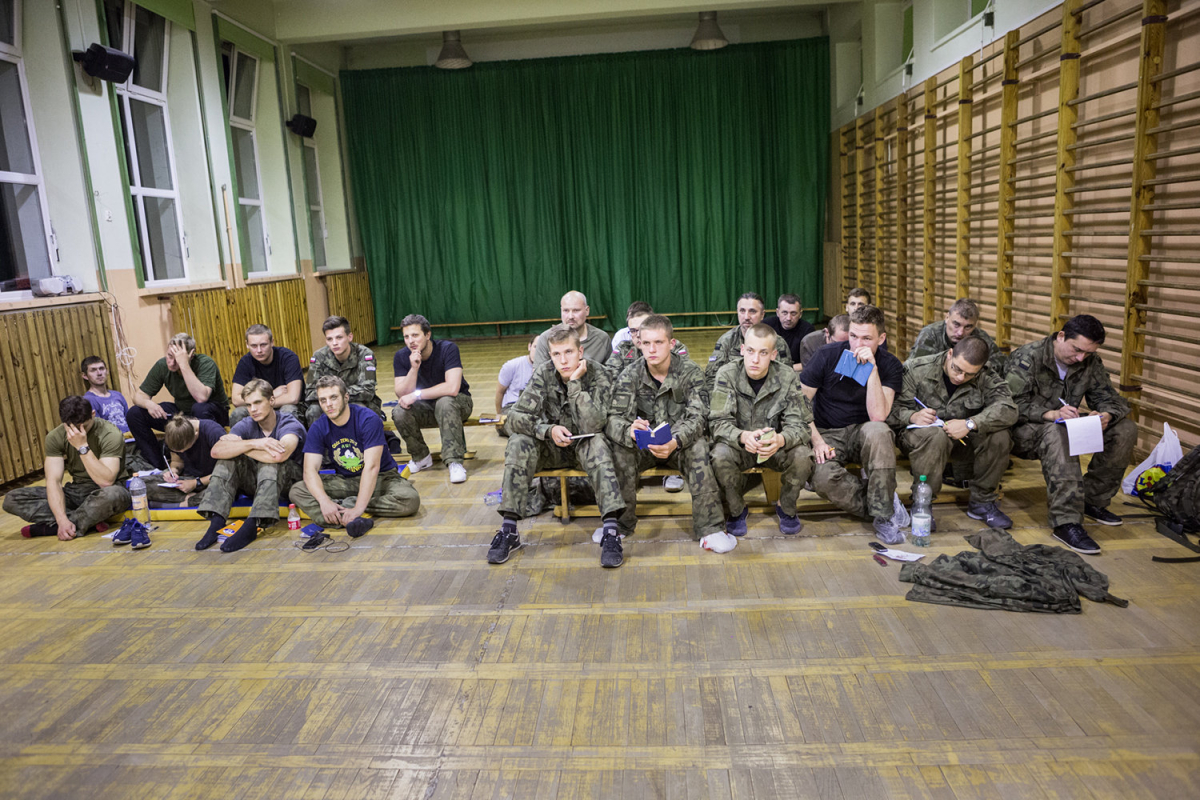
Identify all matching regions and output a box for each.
[286,114,317,138]
[72,44,135,84]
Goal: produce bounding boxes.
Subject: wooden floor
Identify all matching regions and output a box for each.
[1,332,1199,799]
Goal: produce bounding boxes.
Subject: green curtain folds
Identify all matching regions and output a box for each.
[341,39,830,343]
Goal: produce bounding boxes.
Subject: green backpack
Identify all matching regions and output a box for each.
[1143,446,1200,534]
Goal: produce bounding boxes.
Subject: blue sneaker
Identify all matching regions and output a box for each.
[112,518,134,546]
[776,504,803,535]
[130,520,151,550]
[725,506,749,537]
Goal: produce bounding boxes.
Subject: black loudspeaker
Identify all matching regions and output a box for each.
[72,43,136,83]
[286,114,317,138]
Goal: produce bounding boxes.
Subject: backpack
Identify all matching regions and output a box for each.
[1142,445,1200,534]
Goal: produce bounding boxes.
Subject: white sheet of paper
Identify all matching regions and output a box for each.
[1065,414,1105,456]
[906,419,945,430]
[879,547,925,562]
[158,482,181,488]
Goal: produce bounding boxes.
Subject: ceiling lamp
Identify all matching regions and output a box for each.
[690,11,728,51]
[434,30,472,69]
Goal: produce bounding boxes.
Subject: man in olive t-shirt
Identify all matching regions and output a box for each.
[3,396,130,539]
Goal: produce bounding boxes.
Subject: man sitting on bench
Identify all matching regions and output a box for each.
[704,292,791,390]
[533,291,611,367]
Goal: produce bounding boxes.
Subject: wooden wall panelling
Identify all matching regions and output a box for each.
[996,30,1020,352]
[874,107,886,311]
[922,77,937,324]
[323,270,377,346]
[1050,0,1082,331]
[856,116,869,300]
[956,56,974,300]
[839,126,855,303]
[896,92,910,354]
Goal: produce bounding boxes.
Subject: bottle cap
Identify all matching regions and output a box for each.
[919,475,926,481]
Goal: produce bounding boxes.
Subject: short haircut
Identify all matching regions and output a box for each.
[400,314,431,335]
[1061,314,1106,345]
[948,298,980,321]
[59,396,93,426]
[164,415,198,451]
[528,333,540,346]
[745,323,777,344]
[952,336,989,366]
[625,301,653,321]
[850,305,886,333]
[80,355,105,373]
[777,293,801,308]
[241,378,273,402]
[640,314,673,338]
[546,324,581,348]
[314,375,347,395]
[848,287,871,303]
[245,324,273,341]
[738,292,764,307]
[169,332,196,353]
[322,315,350,335]
[827,314,851,335]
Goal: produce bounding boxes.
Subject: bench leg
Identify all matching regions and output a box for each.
[560,478,571,524]
[762,470,782,505]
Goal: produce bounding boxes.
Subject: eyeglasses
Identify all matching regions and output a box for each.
[947,360,982,380]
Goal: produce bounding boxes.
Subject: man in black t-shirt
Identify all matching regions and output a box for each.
[144,415,226,508]
[229,324,304,425]
[764,293,815,372]
[391,314,474,483]
[800,306,909,543]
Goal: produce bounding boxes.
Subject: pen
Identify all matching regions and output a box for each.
[915,397,966,445]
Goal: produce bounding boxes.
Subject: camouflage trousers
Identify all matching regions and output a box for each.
[498,403,516,438]
[288,469,420,526]
[813,422,897,520]
[899,427,1011,505]
[229,404,300,427]
[499,433,625,520]
[198,456,303,521]
[2,482,130,533]
[711,441,814,518]
[391,394,474,464]
[612,440,723,538]
[1010,417,1137,528]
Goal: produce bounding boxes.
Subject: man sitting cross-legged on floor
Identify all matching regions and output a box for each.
[144,415,225,508]
[605,315,723,552]
[290,377,420,536]
[709,323,814,546]
[3,396,130,540]
[488,325,626,568]
[194,380,307,553]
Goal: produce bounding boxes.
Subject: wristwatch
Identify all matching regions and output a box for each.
[414,389,423,400]
[965,418,977,432]
[77,445,90,455]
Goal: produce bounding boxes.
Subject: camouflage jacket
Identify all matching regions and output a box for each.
[704,326,792,387]
[508,359,612,441]
[908,321,1006,371]
[1004,335,1130,425]
[887,351,1017,435]
[605,355,708,450]
[305,342,380,409]
[708,361,811,450]
[612,338,689,364]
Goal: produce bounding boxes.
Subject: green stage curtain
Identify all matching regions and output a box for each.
[341,38,829,343]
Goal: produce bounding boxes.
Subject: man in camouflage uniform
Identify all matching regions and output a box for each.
[304,315,382,425]
[709,323,814,540]
[908,297,1005,371]
[888,337,1017,529]
[605,315,722,544]
[488,326,627,568]
[1004,314,1136,555]
[610,305,689,373]
[704,292,792,390]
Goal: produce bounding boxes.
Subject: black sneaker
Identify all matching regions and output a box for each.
[599,531,623,568]
[966,501,1013,530]
[1084,504,1123,526]
[1052,523,1101,555]
[487,530,521,564]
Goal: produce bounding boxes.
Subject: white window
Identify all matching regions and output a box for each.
[222,42,269,274]
[0,0,55,295]
[296,84,325,268]
[106,0,187,284]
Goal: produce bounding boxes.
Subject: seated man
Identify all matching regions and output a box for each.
[888,337,1017,529]
[391,314,473,483]
[704,292,791,389]
[81,354,152,473]
[846,287,871,314]
[709,323,814,543]
[290,377,420,534]
[605,315,723,550]
[798,314,850,369]
[304,316,383,425]
[127,333,229,470]
[229,324,303,425]
[144,415,226,508]
[610,302,689,368]
[765,293,815,372]
[488,326,625,568]
[801,306,909,542]
[3,396,129,540]
[610,301,653,353]
[908,297,1005,371]
[1004,314,1136,555]
[533,291,611,367]
[195,380,307,553]
[495,334,538,437]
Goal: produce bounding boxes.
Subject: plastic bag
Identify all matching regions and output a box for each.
[1122,422,1183,496]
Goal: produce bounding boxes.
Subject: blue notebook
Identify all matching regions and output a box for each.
[834,349,875,386]
[634,422,672,449]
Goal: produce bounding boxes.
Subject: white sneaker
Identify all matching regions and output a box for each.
[891,492,912,529]
[408,454,434,474]
[700,532,738,553]
[448,463,467,484]
[664,475,684,493]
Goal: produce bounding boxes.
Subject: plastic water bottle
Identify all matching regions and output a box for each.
[287,504,301,531]
[911,475,933,547]
[128,475,149,527]
[484,490,503,506]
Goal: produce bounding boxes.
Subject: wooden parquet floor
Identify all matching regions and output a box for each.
[1,332,1198,799]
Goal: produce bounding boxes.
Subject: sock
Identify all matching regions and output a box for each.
[602,516,619,538]
[347,517,374,538]
[93,522,109,534]
[220,518,260,553]
[500,514,518,535]
[22,523,57,538]
[195,515,226,551]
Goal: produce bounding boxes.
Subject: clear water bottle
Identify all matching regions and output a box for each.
[287,504,301,530]
[911,475,932,547]
[128,475,150,527]
[484,490,503,506]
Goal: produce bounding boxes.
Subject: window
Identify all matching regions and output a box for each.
[222,42,269,274]
[107,0,187,283]
[296,84,325,268]
[934,0,990,41]
[0,0,55,294]
[903,3,914,65]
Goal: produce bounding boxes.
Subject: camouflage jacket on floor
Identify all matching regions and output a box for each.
[887,351,1017,434]
[605,355,708,450]
[304,342,381,410]
[1003,335,1130,425]
[507,360,612,440]
[708,361,811,450]
[704,326,792,388]
[907,321,1006,371]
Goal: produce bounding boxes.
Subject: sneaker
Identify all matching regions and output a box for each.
[776,504,803,535]
[130,520,151,550]
[408,454,434,474]
[1084,504,1123,526]
[725,506,749,537]
[664,475,684,493]
[967,501,1013,530]
[891,492,911,529]
[700,532,738,553]
[1052,523,1101,555]
[449,463,467,484]
[873,516,905,545]
[487,529,521,564]
[112,518,134,546]
[600,531,624,568]
[385,431,403,455]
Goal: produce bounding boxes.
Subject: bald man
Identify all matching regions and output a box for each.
[534,291,611,367]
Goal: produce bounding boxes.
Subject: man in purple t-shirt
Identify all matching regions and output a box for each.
[80,355,156,472]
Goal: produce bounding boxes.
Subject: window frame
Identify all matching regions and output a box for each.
[295,82,326,269]
[225,44,271,275]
